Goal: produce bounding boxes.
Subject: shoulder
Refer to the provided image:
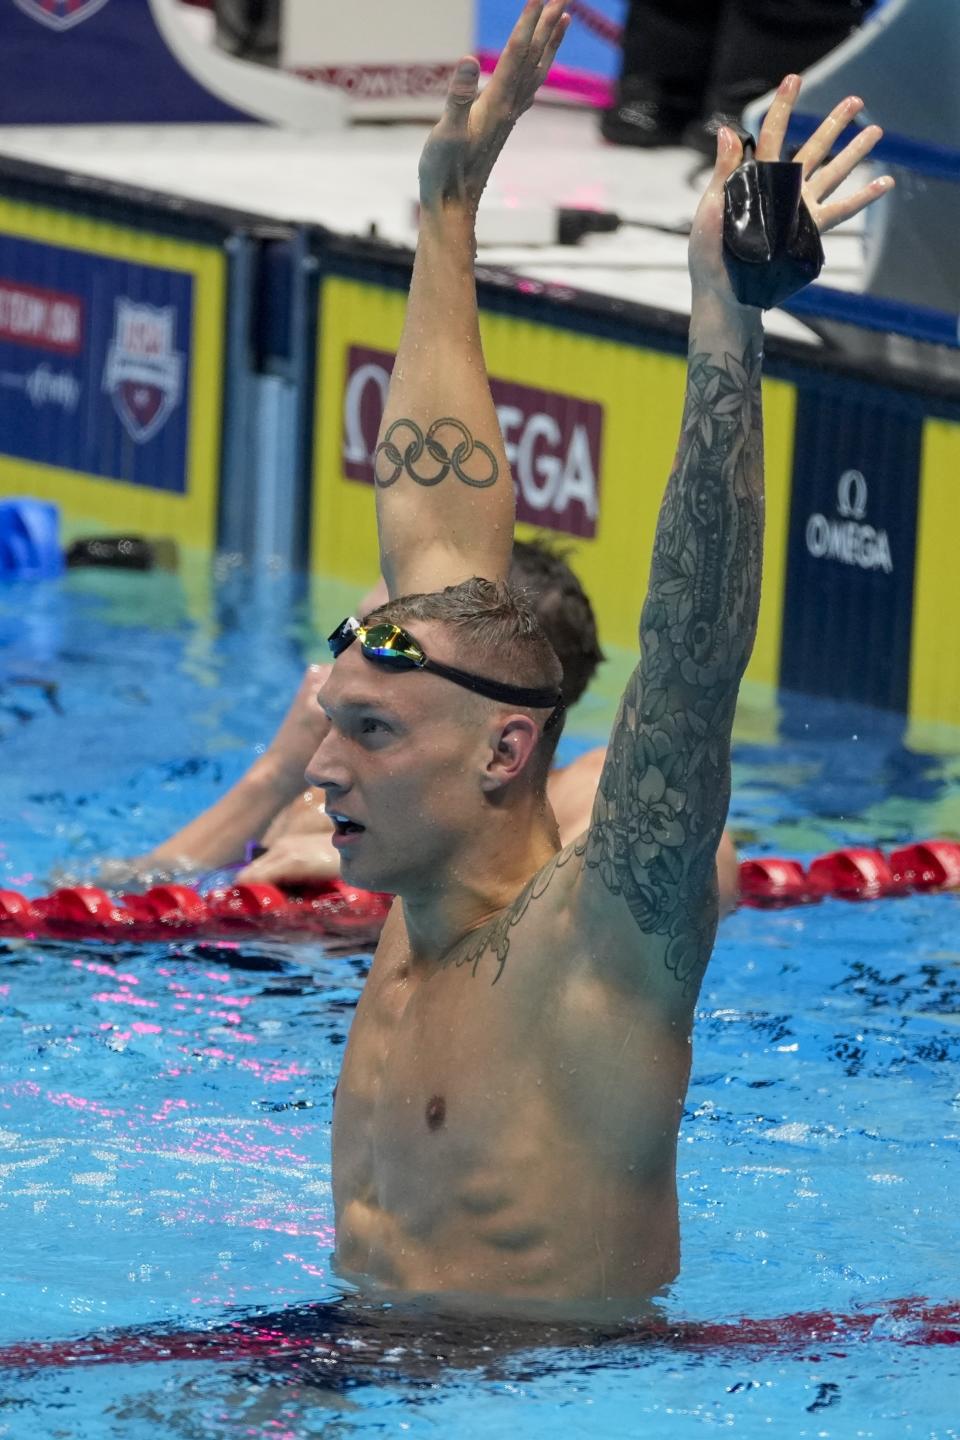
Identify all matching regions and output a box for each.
[441,842,585,988]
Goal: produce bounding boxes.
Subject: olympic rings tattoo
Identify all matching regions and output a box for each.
[373,417,499,489]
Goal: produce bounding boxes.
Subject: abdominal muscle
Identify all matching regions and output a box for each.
[331,919,689,1315]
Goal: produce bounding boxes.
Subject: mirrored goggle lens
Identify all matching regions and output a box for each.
[359,624,424,667]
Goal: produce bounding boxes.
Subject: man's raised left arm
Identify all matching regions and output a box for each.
[574,79,893,1018]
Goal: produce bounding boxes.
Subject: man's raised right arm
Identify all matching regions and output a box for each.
[372,1,568,598]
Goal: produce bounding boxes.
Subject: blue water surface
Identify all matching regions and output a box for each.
[0,569,959,1439]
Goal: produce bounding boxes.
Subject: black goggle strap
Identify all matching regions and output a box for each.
[420,654,561,711]
[328,615,564,721]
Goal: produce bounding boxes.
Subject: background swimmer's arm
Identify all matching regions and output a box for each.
[374,2,568,598]
[236,829,340,886]
[573,82,892,1018]
[139,768,308,873]
[137,664,331,873]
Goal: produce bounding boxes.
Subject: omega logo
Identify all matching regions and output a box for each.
[344,362,390,465]
[836,468,868,521]
[805,467,893,575]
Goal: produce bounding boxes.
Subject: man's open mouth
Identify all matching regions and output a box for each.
[329,812,366,838]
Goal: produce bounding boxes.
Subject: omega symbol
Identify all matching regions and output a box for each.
[836,468,868,521]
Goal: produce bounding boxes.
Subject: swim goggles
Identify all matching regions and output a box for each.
[328,616,565,730]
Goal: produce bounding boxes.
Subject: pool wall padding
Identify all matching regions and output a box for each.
[0,182,231,556]
[2,156,960,731]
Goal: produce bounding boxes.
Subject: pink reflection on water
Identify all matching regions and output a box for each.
[238,1059,309,1083]
[92,991,158,1009]
[282,1251,327,1279]
[72,960,140,984]
[152,1097,190,1122]
[237,1217,335,1244]
[177,1129,309,1167]
[46,1090,126,1118]
[6,941,337,1309]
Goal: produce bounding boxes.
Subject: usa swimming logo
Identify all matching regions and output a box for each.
[102,299,184,444]
[12,0,111,31]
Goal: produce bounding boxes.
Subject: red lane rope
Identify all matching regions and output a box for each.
[0,877,391,945]
[0,1297,955,1371]
[738,839,960,907]
[0,840,958,946]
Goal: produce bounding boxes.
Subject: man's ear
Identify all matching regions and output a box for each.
[480,715,541,792]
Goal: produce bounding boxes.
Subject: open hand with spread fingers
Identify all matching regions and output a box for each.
[688,74,895,306]
[418,0,570,216]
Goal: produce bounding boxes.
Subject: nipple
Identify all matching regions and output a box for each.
[425,1095,446,1132]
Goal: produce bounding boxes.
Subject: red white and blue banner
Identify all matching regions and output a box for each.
[0,234,192,491]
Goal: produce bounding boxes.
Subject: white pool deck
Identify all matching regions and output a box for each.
[0,96,877,351]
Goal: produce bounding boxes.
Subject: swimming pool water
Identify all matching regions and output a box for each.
[1,570,958,1439]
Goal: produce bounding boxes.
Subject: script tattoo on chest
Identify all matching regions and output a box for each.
[442,841,583,985]
[584,339,763,996]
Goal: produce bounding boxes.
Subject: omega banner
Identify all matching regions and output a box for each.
[309,268,960,729]
[311,274,672,655]
[778,377,960,731]
[0,194,226,552]
[310,272,797,677]
[341,344,603,538]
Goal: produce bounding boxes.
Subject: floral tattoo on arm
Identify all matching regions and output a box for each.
[586,341,764,995]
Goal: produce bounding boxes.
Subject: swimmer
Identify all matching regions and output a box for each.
[247,553,737,911]
[306,2,891,1317]
[132,546,738,913]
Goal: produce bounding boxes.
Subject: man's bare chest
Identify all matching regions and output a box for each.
[336,938,544,1134]
[331,911,684,1206]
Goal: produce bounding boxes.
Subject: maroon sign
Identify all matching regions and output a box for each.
[342,344,604,539]
[0,279,83,356]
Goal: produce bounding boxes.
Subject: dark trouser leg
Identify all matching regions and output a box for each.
[680,0,866,153]
[619,0,723,109]
[706,0,867,116]
[602,0,722,146]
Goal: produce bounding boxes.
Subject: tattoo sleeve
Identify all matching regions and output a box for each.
[585,330,764,996]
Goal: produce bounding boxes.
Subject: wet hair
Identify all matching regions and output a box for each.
[508,538,604,706]
[364,577,565,774]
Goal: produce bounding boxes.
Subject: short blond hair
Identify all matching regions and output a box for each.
[364,577,566,772]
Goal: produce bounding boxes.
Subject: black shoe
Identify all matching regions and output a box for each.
[682,78,769,156]
[600,77,697,149]
[681,110,751,158]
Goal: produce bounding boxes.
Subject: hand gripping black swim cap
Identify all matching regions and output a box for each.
[722,151,825,311]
